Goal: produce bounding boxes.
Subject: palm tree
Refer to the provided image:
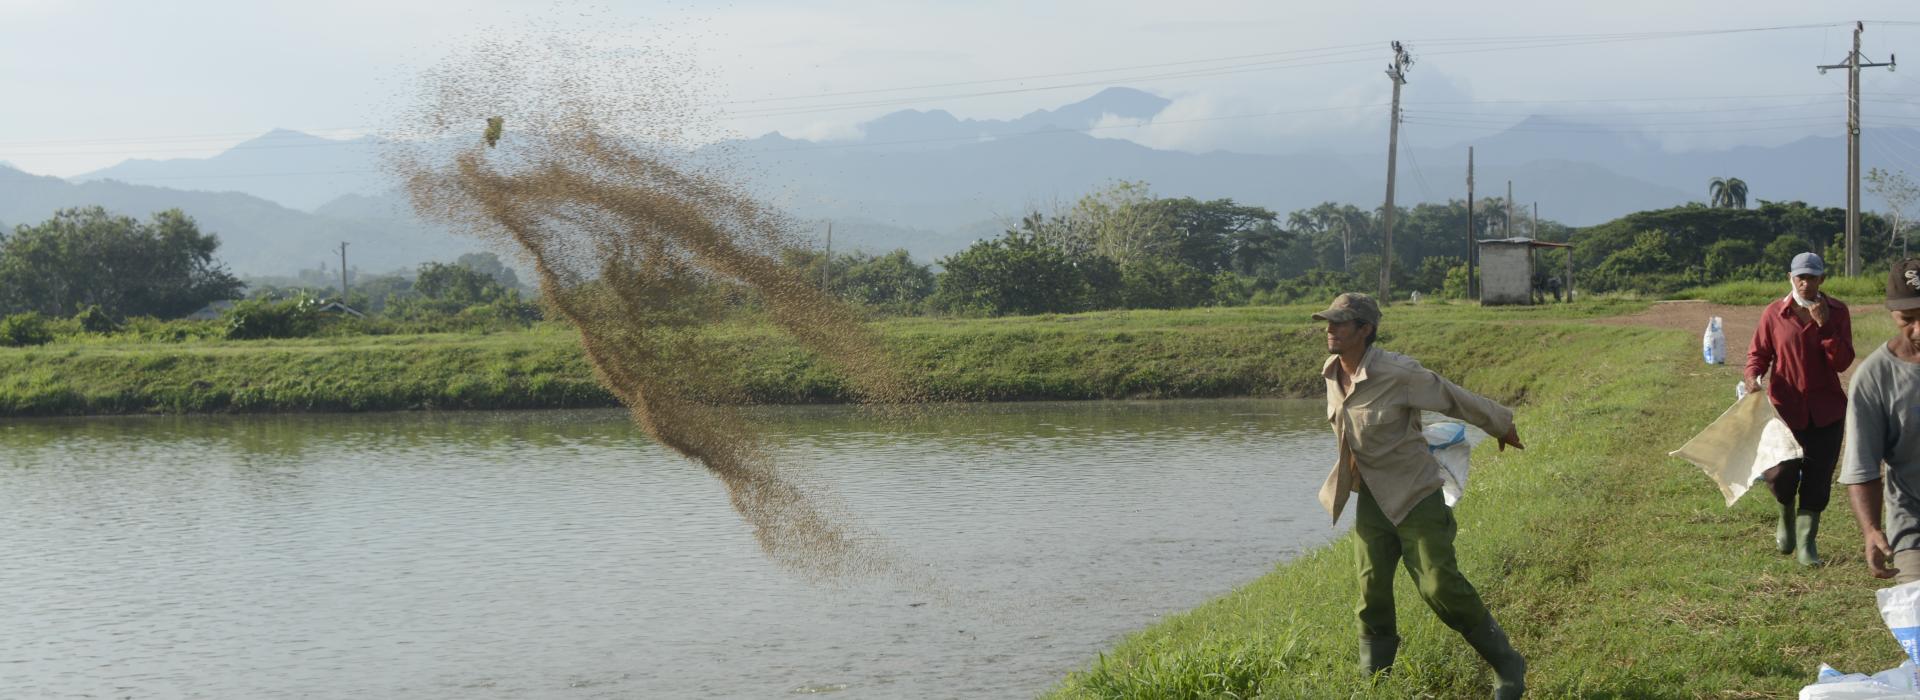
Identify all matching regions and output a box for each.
[1708,177,1749,209]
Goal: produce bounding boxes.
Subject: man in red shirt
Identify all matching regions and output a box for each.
[1744,252,1855,566]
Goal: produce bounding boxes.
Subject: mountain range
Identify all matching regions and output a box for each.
[6,86,1914,276]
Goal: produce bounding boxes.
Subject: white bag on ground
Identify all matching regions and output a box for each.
[1669,391,1804,506]
[1882,581,1920,668]
[1801,681,1920,700]
[1704,316,1727,364]
[1424,422,1482,507]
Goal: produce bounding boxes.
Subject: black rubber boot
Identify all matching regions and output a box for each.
[1360,633,1399,677]
[1796,510,1824,567]
[1776,499,1796,554]
[1464,617,1526,699]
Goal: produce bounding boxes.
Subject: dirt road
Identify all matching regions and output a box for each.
[1596,299,1865,382]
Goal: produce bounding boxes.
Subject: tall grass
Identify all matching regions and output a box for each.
[1048,304,1906,698]
[1671,274,1886,306]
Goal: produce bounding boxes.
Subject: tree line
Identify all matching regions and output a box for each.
[5,182,1909,341]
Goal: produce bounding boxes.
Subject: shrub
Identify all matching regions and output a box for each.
[0,312,55,347]
[224,296,325,340]
[74,305,120,334]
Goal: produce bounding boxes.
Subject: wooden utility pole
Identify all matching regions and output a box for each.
[1818,20,1895,277]
[1338,216,1351,273]
[336,242,349,299]
[1506,180,1514,237]
[1532,202,1539,239]
[822,221,833,291]
[1379,41,1412,302]
[1466,146,1476,299]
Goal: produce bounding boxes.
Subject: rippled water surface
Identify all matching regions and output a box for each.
[0,399,1344,698]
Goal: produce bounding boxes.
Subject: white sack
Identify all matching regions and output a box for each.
[1424,422,1482,507]
[1669,391,1804,507]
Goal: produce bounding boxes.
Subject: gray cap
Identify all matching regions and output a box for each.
[1791,252,1826,277]
[1889,259,1920,311]
[1312,292,1381,325]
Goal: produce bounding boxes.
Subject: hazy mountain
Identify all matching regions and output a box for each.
[0,167,483,275]
[73,129,386,212]
[33,87,1920,273]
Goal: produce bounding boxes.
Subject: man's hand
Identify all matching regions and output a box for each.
[1809,297,1831,326]
[1497,427,1524,451]
[1742,375,1763,396]
[1867,529,1899,579]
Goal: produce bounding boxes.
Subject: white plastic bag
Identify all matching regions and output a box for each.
[1424,422,1481,507]
[1704,316,1727,365]
[1882,581,1920,668]
[1670,392,1804,506]
[1801,681,1920,699]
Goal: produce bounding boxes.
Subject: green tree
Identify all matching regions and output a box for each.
[1704,239,1761,281]
[415,261,508,305]
[455,252,522,289]
[838,249,935,314]
[933,231,1089,316]
[1154,197,1286,274]
[0,207,243,318]
[1763,234,1811,272]
[1708,177,1749,209]
[1115,257,1214,309]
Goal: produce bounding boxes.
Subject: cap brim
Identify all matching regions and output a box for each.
[1312,310,1354,322]
[1791,268,1825,277]
[1887,296,1920,312]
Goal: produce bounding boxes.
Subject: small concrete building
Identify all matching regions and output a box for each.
[1476,237,1573,306]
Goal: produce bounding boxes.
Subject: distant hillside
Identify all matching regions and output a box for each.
[0,167,483,275]
[73,129,386,212]
[39,87,1920,271]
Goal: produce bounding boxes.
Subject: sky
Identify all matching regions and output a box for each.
[4,0,1920,178]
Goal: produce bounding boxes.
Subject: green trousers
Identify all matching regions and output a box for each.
[1354,483,1491,637]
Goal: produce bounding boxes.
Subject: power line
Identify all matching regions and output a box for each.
[720,43,1380,105]
[1403,112,1848,128]
[1402,116,1843,135]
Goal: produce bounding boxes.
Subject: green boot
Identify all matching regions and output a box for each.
[1796,510,1824,567]
[1360,633,1399,676]
[1775,499,1796,554]
[1464,617,1526,699]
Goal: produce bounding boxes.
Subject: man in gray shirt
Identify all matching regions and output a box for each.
[1840,259,1920,580]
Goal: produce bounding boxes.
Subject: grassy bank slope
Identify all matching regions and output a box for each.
[0,300,1644,416]
[1049,306,1904,698]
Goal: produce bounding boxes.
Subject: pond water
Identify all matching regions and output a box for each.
[0,399,1349,698]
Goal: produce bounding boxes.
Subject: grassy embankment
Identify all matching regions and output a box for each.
[1674,274,1886,306]
[1048,302,1908,698]
[0,299,1645,416]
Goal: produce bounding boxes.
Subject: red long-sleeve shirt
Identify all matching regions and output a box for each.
[1745,295,1854,430]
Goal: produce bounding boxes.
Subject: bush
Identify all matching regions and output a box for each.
[0,312,55,347]
[74,305,120,334]
[224,296,325,340]
[122,316,225,343]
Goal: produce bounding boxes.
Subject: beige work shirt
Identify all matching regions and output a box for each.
[1319,346,1515,526]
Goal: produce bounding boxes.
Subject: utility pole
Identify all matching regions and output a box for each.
[1466,146,1476,299]
[1818,20,1895,277]
[1532,202,1539,239]
[822,221,833,291]
[1506,180,1514,237]
[1338,216,1351,273]
[1379,41,1412,302]
[336,242,349,300]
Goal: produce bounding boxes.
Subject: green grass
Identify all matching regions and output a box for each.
[0,299,1651,415]
[1672,274,1886,306]
[1047,304,1905,698]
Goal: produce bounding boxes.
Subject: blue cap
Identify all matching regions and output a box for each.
[1791,252,1826,277]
